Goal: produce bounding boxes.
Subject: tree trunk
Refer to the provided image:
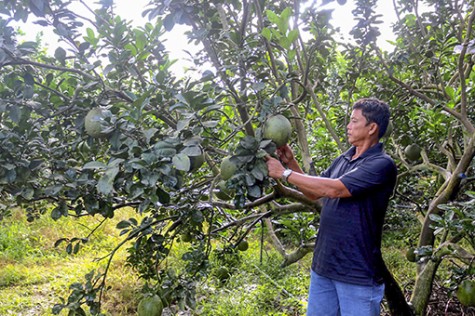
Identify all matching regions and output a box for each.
[411,140,475,313]
[410,259,440,315]
[382,260,415,316]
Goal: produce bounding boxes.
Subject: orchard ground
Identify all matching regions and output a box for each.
[0,207,473,315]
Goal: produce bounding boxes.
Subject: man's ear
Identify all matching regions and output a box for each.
[369,122,378,135]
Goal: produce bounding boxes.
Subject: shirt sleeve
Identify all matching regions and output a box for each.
[339,157,396,197]
[321,156,343,178]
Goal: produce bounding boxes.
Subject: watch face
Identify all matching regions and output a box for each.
[282,169,292,181]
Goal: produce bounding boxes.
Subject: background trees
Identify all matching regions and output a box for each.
[0,0,474,315]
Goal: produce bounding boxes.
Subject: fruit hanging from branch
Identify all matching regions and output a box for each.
[84,108,114,138]
[137,294,163,316]
[220,156,239,180]
[404,143,422,162]
[263,114,292,147]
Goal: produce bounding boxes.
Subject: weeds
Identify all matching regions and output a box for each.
[0,207,424,315]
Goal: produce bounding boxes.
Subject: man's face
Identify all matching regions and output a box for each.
[347,109,375,145]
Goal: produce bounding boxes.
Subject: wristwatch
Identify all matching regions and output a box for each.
[281,169,293,183]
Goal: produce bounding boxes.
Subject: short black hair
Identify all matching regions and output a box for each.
[353,98,390,139]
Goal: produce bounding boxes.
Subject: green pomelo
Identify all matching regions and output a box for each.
[180,232,192,243]
[404,144,421,162]
[405,247,416,262]
[237,240,249,251]
[138,294,163,316]
[220,156,238,180]
[215,266,230,281]
[263,114,292,147]
[457,279,475,307]
[85,108,106,138]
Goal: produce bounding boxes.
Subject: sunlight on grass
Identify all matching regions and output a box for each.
[0,207,141,315]
[0,206,423,316]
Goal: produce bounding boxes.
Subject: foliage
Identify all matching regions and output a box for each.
[1,0,475,315]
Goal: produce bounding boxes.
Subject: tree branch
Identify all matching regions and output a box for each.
[4,58,96,80]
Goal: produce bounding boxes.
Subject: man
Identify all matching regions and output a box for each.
[265,98,397,316]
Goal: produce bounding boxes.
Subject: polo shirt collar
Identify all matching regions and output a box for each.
[343,142,384,161]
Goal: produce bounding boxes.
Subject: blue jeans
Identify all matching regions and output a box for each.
[306,270,385,316]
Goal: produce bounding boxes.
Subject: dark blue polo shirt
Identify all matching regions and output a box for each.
[311,143,397,286]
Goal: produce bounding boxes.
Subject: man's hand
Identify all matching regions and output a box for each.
[276,144,295,165]
[265,155,286,180]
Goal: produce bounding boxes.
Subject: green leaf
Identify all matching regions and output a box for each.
[29,0,47,16]
[465,191,475,199]
[54,238,68,247]
[156,186,170,204]
[239,136,259,151]
[134,30,147,50]
[83,161,107,169]
[73,242,80,254]
[247,185,261,198]
[155,147,177,157]
[21,188,35,199]
[445,86,455,99]
[116,220,132,229]
[266,10,280,26]
[287,29,299,43]
[429,214,443,222]
[251,160,268,181]
[191,210,204,224]
[262,27,272,41]
[44,185,63,196]
[202,120,218,128]
[86,27,95,40]
[173,153,191,171]
[29,159,43,170]
[97,167,119,195]
[9,105,21,123]
[163,14,175,31]
[181,145,202,156]
[52,304,64,315]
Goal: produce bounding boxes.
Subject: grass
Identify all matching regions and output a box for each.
[0,206,430,316]
[0,208,142,316]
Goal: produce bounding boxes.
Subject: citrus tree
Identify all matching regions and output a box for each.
[364,0,475,314]
[1,0,474,315]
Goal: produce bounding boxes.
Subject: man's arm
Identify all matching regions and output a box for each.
[286,171,351,200]
[265,155,351,200]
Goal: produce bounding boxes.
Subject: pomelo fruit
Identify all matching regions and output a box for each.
[263,114,292,147]
[137,294,163,316]
[215,266,230,281]
[85,108,107,138]
[405,247,417,262]
[180,232,192,243]
[220,156,238,180]
[457,279,475,307]
[237,240,249,251]
[404,144,421,162]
